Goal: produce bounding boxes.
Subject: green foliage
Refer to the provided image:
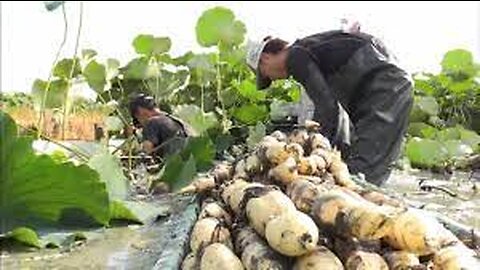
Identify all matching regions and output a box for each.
[405,124,480,168]
[173,104,218,135]
[87,150,128,200]
[412,49,480,129]
[50,150,69,163]
[408,122,434,138]
[441,49,476,77]
[159,154,197,191]
[133,35,172,56]
[148,69,190,100]
[236,80,266,101]
[443,140,473,159]
[405,138,448,168]
[405,137,474,169]
[187,53,216,85]
[406,48,480,169]
[233,104,269,125]
[409,96,439,123]
[83,60,107,93]
[109,200,168,225]
[181,136,216,171]
[0,112,110,233]
[196,7,246,48]
[123,57,157,79]
[89,6,301,163]
[82,49,97,61]
[109,201,142,224]
[0,93,33,108]
[53,58,81,79]
[106,58,120,80]
[87,150,157,224]
[3,5,313,248]
[246,122,266,150]
[31,79,69,109]
[22,5,302,202]
[4,227,41,248]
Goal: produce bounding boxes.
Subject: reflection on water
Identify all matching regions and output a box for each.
[387,169,480,229]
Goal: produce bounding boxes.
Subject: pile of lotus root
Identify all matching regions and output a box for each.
[178,123,480,270]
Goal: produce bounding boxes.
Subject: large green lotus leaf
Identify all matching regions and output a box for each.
[443,140,473,160]
[109,201,141,224]
[459,128,480,151]
[0,111,110,234]
[232,104,268,125]
[409,96,439,122]
[133,34,171,56]
[173,104,218,135]
[222,45,247,67]
[237,80,266,101]
[82,49,97,62]
[407,122,438,139]
[31,79,69,109]
[441,49,476,77]
[196,7,246,48]
[160,51,195,66]
[436,127,462,141]
[83,60,107,93]
[417,96,439,116]
[123,57,159,80]
[106,58,120,80]
[3,227,41,248]
[187,53,216,85]
[146,69,190,100]
[414,75,436,95]
[448,79,475,94]
[435,126,480,152]
[405,138,448,168]
[112,200,171,225]
[53,58,81,79]
[87,150,128,200]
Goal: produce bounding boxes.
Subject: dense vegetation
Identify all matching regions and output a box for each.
[405,49,480,169]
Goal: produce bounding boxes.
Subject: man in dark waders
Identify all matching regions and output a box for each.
[127,94,194,159]
[246,30,413,185]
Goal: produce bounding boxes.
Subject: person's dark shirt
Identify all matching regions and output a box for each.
[285,30,373,141]
[142,113,187,157]
[288,30,372,76]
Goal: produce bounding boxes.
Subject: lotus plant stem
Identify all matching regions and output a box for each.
[216,49,227,132]
[62,2,84,139]
[37,3,68,138]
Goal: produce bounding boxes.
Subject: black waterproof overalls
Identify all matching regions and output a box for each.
[287,30,414,185]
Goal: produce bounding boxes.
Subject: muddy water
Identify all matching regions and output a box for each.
[0,194,199,270]
[386,169,480,229]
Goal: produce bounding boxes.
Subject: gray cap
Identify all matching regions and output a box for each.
[246,37,272,90]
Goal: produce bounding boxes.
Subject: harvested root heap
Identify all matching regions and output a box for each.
[180,125,480,270]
